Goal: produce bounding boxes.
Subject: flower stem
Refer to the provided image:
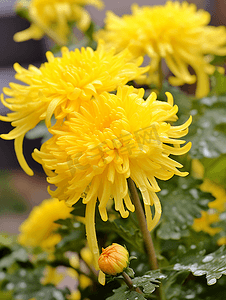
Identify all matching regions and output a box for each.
[127,178,158,270]
[122,271,143,294]
[127,178,166,300]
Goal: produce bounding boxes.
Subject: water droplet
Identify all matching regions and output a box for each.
[193,270,206,276]
[203,147,214,158]
[18,282,27,289]
[190,263,198,272]
[189,189,199,199]
[220,212,226,220]
[160,189,168,196]
[202,255,214,263]
[6,283,14,290]
[19,269,26,277]
[158,274,167,279]
[174,263,183,271]
[207,278,217,285]
[134,297,138,300]
[73,222,80,228]
[190,109,198,116]
[53,290,64,300]
[181,184,188,189]
[185,294,195,299]
[217,268,225,272]
[200,120,210,128]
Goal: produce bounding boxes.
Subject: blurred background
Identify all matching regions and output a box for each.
[0,0,225,234]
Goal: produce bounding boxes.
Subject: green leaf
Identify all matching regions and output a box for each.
[106,270,165,300]
[2,267,70,300]
[0,290,13,300]
[159,82,192,119]
[106,286,147,300]
[210,70,226,95]
[171,245,226,285]
[187,95,226,159]
[201,154,226,188]
[26,122,52,143]
[0,248,29,269]
[0,171,28,215]
[70,199,86,217]
[96,215,144,252]
[54,217,86,253]
[133,270,166,295]
[165,276,226,300]
[0,234,15,248]
[157,176,214,240]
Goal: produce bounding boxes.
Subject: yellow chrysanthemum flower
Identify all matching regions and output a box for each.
[14,0,104,45]
[0,42,148,176]
[32,85,192,282]
[95,1,226,98]
[18,198,73,251]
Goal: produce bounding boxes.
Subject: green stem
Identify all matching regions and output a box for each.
[122,271,143,294]
[127,178,158,270]
[127,178,166,300]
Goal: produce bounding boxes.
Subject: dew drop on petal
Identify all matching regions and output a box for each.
[202,255,214,263]
[207,278,217,285]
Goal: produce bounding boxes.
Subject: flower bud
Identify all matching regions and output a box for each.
[98,243,129,275]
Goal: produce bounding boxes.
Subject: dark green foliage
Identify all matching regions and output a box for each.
[157,177,214,240]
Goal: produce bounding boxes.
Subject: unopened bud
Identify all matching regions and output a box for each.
[98,243,129,275]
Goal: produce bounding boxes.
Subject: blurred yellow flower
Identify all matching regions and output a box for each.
[14,0,104,45]
[0,42,148,176]
[218,237,226,245]
[192,210,221,236]
[192,160,226,243]
[18,198,73,251]
[41,266,64,285]
[80,247,93,266]
[98,243,129,275]
[95,1,226,98]
[67,290,81,300]
[80,274,92,289]
[32,85,191,280]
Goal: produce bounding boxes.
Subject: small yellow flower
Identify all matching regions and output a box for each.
[96,1,226,98]
[218,236,226,246]
[80,274,92,289]
[14,0,104,45]
[18,198,73,251]
[192,210,221,236]
[32,85,191,277]
[0,42,148,176]
[67,290,81,300]
[41,266,64,285]
[192,160,226,241]
[80,247,93,266]
[98,243,129,275]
